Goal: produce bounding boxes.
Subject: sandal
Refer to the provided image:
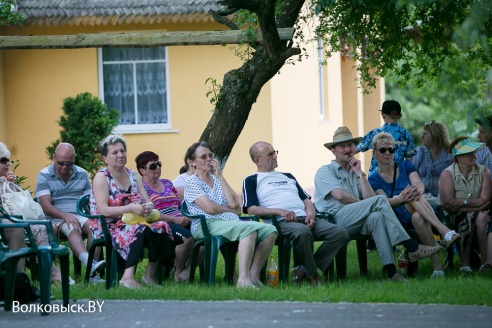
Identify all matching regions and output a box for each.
[236,281,259,290]
[408,244,443,263]
[442,231,460,249]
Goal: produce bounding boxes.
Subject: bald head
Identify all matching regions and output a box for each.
[249,141,270,162]
[249,141,278,172]
[54,143,75,159]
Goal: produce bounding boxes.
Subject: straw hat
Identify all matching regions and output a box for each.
[324,126,362,149]
[452,138,485,157]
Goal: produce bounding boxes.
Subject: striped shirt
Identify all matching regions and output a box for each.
[35,163,91,219]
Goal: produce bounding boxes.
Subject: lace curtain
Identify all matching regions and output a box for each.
[102,48,167,125]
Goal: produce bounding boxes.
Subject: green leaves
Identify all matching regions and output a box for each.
[45,93,120,178]
[0,0,23,26]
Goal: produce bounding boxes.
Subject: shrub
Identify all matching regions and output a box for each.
[46,92,119,177]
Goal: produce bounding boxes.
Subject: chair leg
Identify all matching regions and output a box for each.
[59,254,70,307]
[38,250,53,316]
[278,240,292,282]
[188,245,201,283]
[356,239,368,275]
[335,243,348,280]
[222,244,238,285]
[207,239,221,285]
[3,258,19,311]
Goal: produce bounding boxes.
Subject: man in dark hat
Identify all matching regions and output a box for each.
[475,115,492,176]
[356,100,415,175]
[314,126,443,282]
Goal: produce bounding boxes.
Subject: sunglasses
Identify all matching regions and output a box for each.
[196,153,215,160]
[376,147,395,154]
[426,120,436,127]
[0,157,9,164]
[146,161,162,170]
[257,150,279,158]
[57,161,74,167]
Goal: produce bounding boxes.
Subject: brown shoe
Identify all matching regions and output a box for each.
[389,273,408,282]
[408,244,443,263]
[292,266,306,285]
[307,274,323,286]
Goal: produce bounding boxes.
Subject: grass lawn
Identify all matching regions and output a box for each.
[52,242,492,306]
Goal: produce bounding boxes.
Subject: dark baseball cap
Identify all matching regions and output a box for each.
[380,100,401,117]
[474,115,492,129]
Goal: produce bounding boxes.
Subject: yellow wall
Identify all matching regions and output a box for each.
[0,21,272,192]
[269,42,383,194]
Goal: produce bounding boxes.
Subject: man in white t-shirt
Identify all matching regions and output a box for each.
[242,141,348,285]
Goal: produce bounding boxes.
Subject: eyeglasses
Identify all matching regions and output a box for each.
[146,161,162,170]
[196,153,215,160]
[0,157,10,164]
[426,120,436,127]
[57,161,74,167]
[376,147,395,154]
[257,150,279,158]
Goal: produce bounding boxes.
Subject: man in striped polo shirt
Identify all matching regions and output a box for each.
[36,143,105,283]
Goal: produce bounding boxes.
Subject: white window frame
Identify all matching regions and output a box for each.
[97,47,174,134]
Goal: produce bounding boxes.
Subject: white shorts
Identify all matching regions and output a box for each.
[52,215,89,237]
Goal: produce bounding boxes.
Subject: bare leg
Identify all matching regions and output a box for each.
[4,224,26,271]
[475,212,490,265]
[236,231,257,285]
[119,266,140,288]
[411,212,443,271]
[484,232,492,266]
[249,233,277,283]
[405,198,451,237]
[143,262,158,284]
[174,237,193,282]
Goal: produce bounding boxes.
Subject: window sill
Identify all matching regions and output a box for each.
[112,127,180,135]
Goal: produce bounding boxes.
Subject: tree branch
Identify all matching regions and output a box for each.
[210,10,239,30]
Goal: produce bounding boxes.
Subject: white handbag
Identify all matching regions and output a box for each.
[0,178,45,220]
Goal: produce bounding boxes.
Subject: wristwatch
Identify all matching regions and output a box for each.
[357,172,367,179]
[463,199,468,206]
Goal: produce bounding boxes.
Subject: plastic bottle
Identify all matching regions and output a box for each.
[397,249,409,276]
[266,256,279,287]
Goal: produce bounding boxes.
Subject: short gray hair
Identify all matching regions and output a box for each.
[98,135,127,156]
[0,142,11,159]
[371,132,395,149]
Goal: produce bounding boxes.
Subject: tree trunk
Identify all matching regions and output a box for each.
[199,0,305,167]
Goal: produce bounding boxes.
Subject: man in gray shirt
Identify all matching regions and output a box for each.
[36,143,104,282]
[314,127,443,282]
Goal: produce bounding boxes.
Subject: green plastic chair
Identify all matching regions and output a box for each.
[316,211,369,279]
[34,197,84,278]
[180,201,239,285]
[0,208,70,315]
[76,194,121,289]
[76,194,172,287]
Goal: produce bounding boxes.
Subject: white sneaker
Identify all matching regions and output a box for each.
[89,276,106,284]
[90,260,106,278]
[431,270,445,278]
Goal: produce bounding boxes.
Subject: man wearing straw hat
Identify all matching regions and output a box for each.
[314,126,443,282]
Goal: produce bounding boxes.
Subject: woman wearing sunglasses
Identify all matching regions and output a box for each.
[412,121,453,197]
[439,137,492,274]
[368,133,460,277]
[135,151,193,282]
[184,141,277,289]
[0,142,26,272]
